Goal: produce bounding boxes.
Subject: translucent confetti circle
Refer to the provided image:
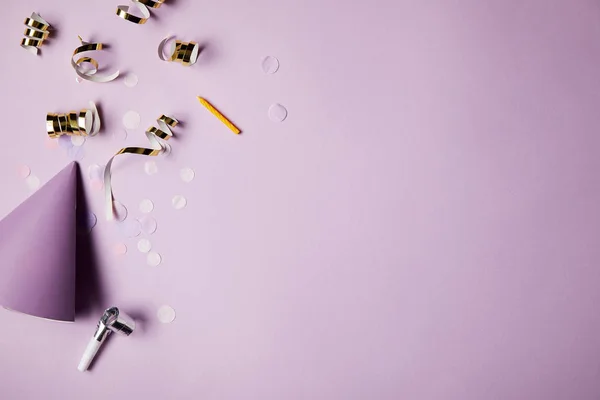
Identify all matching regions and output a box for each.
[123,111,141,130]
[59,135,74,149]
[261,56,280,74]
[71,136,86,147]
[114,243,128,255]
[68,146,85,161]
[180,167,195,183]
[113,129,128,141]
[137,238,152,253]
[113,201,128,222]
[17,165,31,179]
[124,73,139,88]
[172,195,187,210]
[75,77,82,83]
[139,216,157,235]
[147,251,162,267]
[268,103,288,122]
[139,199,154,213]
[118,218,141,238]
[88,164,104,181]
[157,305,176,323]
[144,161,158,175]
[78,212,97,234]
[25,175,40,190]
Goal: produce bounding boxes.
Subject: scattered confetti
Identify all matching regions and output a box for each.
[261,56,280,74]
[180,167,195,183]
[124,73,139,88]
[122,110,141,130]
[172,195,187,210]
[25,175,40,191]
[59,135,74,149]
[137,238,152,253]
[113,201,128,222]
[139,199,154,213]
[139,216,157,234]
[18,165,31,179]
[118,218,141,238]
[144,161,158,175]
[147,251,162,266]
[113,129,128,141]
[268,103,288,122]
[157,305,176,323]
[71,136,86,147]
[114,243,127,255]
[75,77,82,83]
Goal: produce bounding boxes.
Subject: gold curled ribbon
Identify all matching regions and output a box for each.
[158,37,199,66]
[116,0,165,24]
[72,36,120,83]
[21,13,50,55]
[46,101,101,138]
[104,115,178,220]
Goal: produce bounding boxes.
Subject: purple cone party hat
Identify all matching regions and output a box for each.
[0,162,78,322]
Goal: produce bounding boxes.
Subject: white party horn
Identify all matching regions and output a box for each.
[78,307,135,372]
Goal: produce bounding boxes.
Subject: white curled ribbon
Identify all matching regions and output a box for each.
[104,115,178,220]
[71,36,120,83]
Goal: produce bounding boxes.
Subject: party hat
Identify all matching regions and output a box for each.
[0,162,78,322]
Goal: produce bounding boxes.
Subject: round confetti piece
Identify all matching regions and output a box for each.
[172,195,187,210]
[17,165,31,179]
[122,110,141,130]
[144,161,158,175]
[124,73,139,88]
[59,135,74,149]
[139,216,157,235]
[268,103,288,122]
[68,146,85,161]
[147,251,162,267]
[25,175,40,191]
[113,201,128,222]
[45,137,59,150]
[71,136,86,147]
[78,212,97,234]
[139,199,154,213]
[261,56,280,74]
[88,164,104,181]
[180,167,195,183]
[113,129,128,141]
[75,77,82,83]
[114,243,127,255]
[90,179,104,191]
[118,218,141,238]
[157,305,176,323]
[137,238,152,253]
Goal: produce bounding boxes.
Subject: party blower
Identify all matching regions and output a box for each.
[78,307,136,372]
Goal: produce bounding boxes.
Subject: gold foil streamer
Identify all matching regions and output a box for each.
[72,36,120,83]
[116,0,165,24]
[158,37,199,66]
[21,13,50,55]
[46,101,101,138]
[197,97,241,134]
[104,115,178,220]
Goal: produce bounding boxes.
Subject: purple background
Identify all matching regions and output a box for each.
[2,1,600,399]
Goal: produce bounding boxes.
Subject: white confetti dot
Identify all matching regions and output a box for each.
[157,305,176,323]
[113,201,128,222]
[139,216,157,235]
[124,73,139,88]
[25,175,40,191]
[58,135,74,149]
[71,136,86,147]
[114,243,127,255]
[147,251,162,267]
[137,238,152,253]
[261,56,280,74]
[123,111,141,130]
[268,103,288,122]
[139,199,154,213]
[18,165,31,179]
[180,167,195,183]
[88,164,104,181]
[113,129,128,141]
[172,195,187,210]
[118,218,141,238]
[75,77,82,83]
[144,161,158,175]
